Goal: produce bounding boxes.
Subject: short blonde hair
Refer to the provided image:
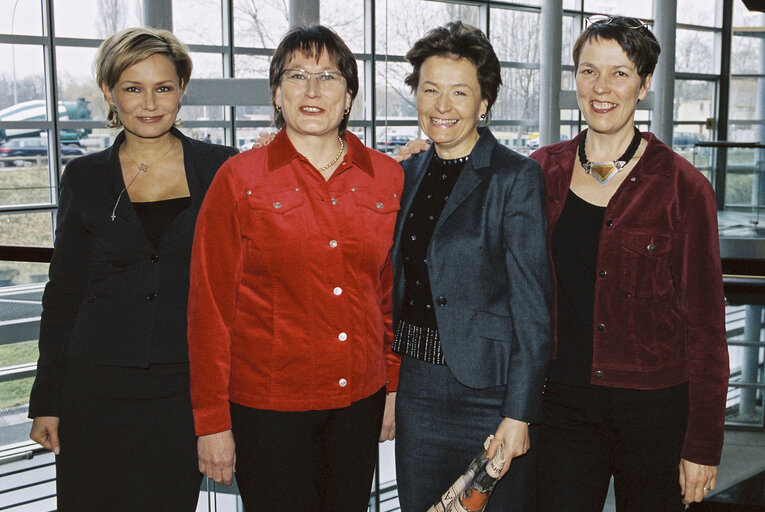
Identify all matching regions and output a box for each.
[94,27,192,128]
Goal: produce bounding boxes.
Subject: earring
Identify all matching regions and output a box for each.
[275,105,282,113]
[344,108,351,115]
[480,114,486,119]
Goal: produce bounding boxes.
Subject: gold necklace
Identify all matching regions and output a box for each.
[317,136,345,172]
[110,138,177,221]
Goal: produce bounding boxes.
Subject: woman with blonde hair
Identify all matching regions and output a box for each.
[28,27,236,510]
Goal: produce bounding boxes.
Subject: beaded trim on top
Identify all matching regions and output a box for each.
[433,154,470,166]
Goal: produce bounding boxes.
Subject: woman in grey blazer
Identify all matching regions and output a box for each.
[392,21,553,512]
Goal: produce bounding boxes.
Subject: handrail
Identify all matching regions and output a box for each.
[695,141,765,149]
[0,246,53,263]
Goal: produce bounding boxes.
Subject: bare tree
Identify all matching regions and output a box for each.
[98,0,125,38]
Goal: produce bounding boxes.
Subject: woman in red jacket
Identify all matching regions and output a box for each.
[532,16,729,511]
[187,25,402,512]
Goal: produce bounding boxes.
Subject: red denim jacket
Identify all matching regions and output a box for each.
[532,132,729,466]
[188,130,403,436]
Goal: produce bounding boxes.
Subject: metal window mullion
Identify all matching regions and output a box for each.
[42,0,61,240]
[365,0,376,147]
[223,0,236,147]
[714,0,734,210]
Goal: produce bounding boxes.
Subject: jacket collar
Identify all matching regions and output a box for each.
[267,129,374,177]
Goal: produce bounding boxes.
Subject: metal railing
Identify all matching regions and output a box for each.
[0,244,763,510]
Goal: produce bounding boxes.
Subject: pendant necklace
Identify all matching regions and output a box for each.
[578,127,641,186]
[317,136,345,173]
[110,138,177,221]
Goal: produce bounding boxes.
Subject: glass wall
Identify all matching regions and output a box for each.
[0,0,763,509]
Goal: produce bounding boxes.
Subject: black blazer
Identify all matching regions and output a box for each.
[28,128,237,417]
[392,129,553,422]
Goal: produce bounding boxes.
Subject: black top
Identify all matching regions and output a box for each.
[133,196,191,250]
[399,154,468,328]
[133,196,192,362]
[549,189,606,386]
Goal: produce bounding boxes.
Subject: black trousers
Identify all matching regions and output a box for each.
[230,386,386,512]
[537,381,689,512]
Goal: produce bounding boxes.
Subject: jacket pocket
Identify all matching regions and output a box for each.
[246,187,305,215]
[473,311,513,342]
[619,231,672,299]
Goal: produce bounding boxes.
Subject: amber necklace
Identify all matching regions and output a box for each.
[578,127,641,186]
[110,138,176,221]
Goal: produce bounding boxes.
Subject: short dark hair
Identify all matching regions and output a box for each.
[404,21,501,121]
[572,16,661,84]
[269,25,358,134]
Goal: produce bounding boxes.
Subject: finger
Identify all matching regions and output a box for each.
[48,428,60,455]
[678,463,686,495]
[486,437,502,459]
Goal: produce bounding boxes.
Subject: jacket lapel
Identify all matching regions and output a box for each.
[108,131,144,232]
[431,129,495,240]
[160,128,198,245]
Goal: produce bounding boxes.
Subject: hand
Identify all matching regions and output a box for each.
[29,416,60,455]
[679,458,717,504]
[379,392,396,442]
[394,138,430,163]
[198,430,236,485]
[251,131,276,149]
[486,417,529,479]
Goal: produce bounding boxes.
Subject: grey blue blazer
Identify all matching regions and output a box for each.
[392,128,553,422]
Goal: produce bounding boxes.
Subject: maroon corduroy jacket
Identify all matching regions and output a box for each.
[532,131,729,466]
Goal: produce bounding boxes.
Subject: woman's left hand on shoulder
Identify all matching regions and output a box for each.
[679,458,718,504]
[487,417,530,479]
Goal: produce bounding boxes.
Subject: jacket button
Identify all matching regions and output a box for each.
[151,254,159,263]
[146,292,157,301]
[594,370,604,379]
[338,378,348,387]
[437,296,447,307]
[647,243,656,252]
[605,219,613,227]
[598,269,607,277]
[596,323,605,332]
[87,295,96,303]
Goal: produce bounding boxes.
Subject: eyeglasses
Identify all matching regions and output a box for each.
[585,15,648,30]
[281,68,345,88]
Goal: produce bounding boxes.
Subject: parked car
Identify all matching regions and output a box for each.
[672,132,701,148]
[0,138,86,167]
[377,135,416,153]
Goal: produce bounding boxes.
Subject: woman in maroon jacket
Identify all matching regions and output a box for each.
[531,16,729,511]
